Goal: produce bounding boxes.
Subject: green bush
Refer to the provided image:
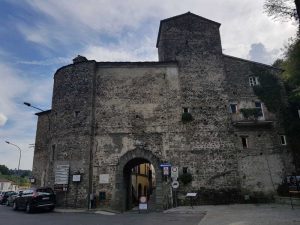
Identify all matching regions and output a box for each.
[240,108,262,119]
[179,173,193,185]
[181,112,194,123]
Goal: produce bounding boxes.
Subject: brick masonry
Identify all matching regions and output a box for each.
[32,12,294,211]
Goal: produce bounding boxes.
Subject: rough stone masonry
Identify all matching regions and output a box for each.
[32,12,294,211]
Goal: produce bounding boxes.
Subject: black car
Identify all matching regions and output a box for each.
[13,187,55,213]
[0,191,16,205]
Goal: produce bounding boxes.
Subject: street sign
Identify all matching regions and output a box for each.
[186,193,197,197]
[171,181,179,189]
[140,196,147,203]
[139,196,148,211]
[163,166,169,176]
[160,163,171,168]
[171,166,179,179]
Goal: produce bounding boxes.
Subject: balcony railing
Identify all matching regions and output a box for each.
[231,113,275,128]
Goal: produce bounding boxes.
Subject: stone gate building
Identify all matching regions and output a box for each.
[32,12,294,211]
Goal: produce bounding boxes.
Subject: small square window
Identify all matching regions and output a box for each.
[74,111,80,118]
[249,76,259,86]
[230,104,237,114]
[241,137,248,149]
[280,135,287,145]
[183,108,189,113]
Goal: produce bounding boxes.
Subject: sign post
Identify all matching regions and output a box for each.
[186,193,197,208]
[171,167,179,180]
[138,196,148,213]
[171,180,179,207]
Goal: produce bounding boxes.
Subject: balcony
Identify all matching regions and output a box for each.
[231,113,275,128]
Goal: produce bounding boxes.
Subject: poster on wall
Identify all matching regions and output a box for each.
[99,174,110,184]
[55,164,70,185]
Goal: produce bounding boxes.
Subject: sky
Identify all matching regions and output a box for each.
[0,0,298,170]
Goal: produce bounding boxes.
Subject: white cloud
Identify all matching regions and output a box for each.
[18,0,297,63]
[0,113,8,126]
[18,57,71,66]
[248,42,280,64]
[0,62,53,169]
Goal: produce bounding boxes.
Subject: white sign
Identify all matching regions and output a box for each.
[186,193,197,197]
[171,166,179,179]
[55,164,69,185]
[99,174,110,184]
[172,181,179,189]
[139,203,148,210]
[72,174,81,182]
[163,167,169,176]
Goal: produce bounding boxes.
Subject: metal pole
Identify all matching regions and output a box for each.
[5,141,22,175]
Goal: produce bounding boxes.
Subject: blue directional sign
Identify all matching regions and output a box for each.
[160,163,171,168]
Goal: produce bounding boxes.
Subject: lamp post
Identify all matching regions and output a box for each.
[23,102,50,131]
[23,102,45,112]
[5,141,22,176]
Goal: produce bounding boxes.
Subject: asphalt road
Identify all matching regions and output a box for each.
[0,205,204,225]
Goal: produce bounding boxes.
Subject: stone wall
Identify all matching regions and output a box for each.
[157,12,239,191]
[49,61,96,207]
[32,111,50,187]
[224,55,294,196]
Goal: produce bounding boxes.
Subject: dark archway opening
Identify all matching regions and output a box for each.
[123,157,156,210]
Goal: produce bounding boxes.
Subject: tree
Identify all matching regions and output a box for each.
[272,37,300,173]
[264,0,300,32]
[0,164,10,175]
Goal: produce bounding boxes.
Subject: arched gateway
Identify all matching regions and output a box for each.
[112,149,163,211]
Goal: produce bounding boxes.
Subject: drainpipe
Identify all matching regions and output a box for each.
[88,61,97,209]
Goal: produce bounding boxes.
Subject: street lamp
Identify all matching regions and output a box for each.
[23,102,45,112]
[5,141,22,176]
[23,102,50,131]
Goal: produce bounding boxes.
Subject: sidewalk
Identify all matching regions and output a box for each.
[165,204,300,225]
[54,208,117,215]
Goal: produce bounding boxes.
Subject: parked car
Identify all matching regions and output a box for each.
[13,187,55,213]
[0,191,16,205]
[6,191,21,206]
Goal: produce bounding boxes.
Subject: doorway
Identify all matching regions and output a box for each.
[113,149,163,211]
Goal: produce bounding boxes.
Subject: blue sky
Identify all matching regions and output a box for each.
[0,0,297,170]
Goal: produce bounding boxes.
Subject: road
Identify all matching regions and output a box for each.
[0,205,204,225]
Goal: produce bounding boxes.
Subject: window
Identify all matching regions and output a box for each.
[183,107,189,113]
[255,101,263,117]
[249,76,259,86]
[280,135,287,145]
[230,104,237,114]
[241,137,248,149]
[52,145,55,161]
[74,111,80,118]
[298,109,300,119]
[183,167,188,174]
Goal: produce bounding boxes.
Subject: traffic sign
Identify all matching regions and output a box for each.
[163,166,169,176]
[171,166,179,179]
[171,181,179,189]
